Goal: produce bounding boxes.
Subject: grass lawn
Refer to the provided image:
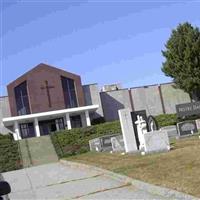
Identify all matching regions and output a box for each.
[65,135,200,198]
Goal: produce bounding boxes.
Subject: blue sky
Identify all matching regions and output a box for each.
[1,0,200,96]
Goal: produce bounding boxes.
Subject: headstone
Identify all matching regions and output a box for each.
[177,121,198,136]
[195,119,200,130]
[143,130,170,153]
[89,134,119,152]
[160,125,178,138]
[147,115,159,132]
[89,138,102,152]
[118,109,138,153]
[131,110,148,124]
[131,110,147,148]
[135,115,147,150]
[111,135,125,152]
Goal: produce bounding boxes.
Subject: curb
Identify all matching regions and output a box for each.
[60,159,199,200]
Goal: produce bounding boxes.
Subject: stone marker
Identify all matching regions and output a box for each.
[147,115,159,132]
[195,119,200,130]
[89,134,120,152]
[131,110,148,148]
[143,130,170,153]
[177,121,198,136]
[135,115,148,151]
[89,138,101,152]
[160,125,178,138]
[118,109,138,153]
[111,135,125,152]
[131,110,148,124]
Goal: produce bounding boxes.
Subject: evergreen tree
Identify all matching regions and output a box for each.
[162,22,200,101]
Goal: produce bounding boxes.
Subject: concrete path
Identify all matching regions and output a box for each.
[2,162,170,200]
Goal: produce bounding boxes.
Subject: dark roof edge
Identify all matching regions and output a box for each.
[83,83,98,86]
[0,96,8,98]
[130,82,173,89]
[100,88,129,93]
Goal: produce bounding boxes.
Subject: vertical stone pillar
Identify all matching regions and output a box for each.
[55,119,60,131]
[85,110,91,127]
[14,121,21,140]
[66,113,71,130]
[80,113,87,128]
[118,109,138,153]
[34,118,40,137]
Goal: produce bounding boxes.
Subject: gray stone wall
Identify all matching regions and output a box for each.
[130,85,163,116]
[160,83,191,114]
[100,89,132,121]
[0,96,11,134]
[83,84,104,119]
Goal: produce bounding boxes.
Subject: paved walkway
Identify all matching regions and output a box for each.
[2,162,170,200]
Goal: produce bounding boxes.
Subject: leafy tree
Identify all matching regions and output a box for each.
[162,22,200,101]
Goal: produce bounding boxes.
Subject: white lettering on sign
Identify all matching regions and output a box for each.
[178,107,192,112]
[193,105,200,110]
[176,102,200,118]
[103,138,111,145]
[181,123,195,132]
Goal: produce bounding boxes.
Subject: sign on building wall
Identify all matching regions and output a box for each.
[176,101,200,118]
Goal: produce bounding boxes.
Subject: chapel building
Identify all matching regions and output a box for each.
[3,63,99,140]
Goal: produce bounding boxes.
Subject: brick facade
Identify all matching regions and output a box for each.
[7,63,85,116]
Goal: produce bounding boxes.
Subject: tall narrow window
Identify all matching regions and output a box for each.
[14,81,30,115]
[61,76,78,108]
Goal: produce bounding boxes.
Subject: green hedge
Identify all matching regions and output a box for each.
[50,121,121,158]
[155,113,200,128]
[0,134,22,173]
[155,114,178,128]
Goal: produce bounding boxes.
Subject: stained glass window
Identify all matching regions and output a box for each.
[14,81,30,115]
[61,76,78,108]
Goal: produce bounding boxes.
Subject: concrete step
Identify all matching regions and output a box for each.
[18,139,32,168]
[19,135,58,168]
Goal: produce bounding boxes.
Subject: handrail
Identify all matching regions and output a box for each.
[16,140,23,169]
[25,139,33,167]
[53,132,64,158]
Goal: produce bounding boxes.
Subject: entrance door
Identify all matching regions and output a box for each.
[70,115,82,128]
[20,123,35,139]
[39,120,57,136]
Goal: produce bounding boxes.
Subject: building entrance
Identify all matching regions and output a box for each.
[39,119,57,135]
[19,123,35,139]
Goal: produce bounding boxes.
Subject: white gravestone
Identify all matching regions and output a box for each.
[111,135,125,152]
[150,121,154,132]
[143,130,170,153]
[118,109,138,153]
[196,119,200,130]
[135,115,148,150]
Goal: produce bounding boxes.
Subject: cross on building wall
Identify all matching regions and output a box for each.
[40,80,55,108]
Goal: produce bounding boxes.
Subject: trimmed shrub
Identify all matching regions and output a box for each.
[155,114,178,128]
[0,134,22,173]
[50,121,121,158]
[91,117,105,125]
[155,113,200,128]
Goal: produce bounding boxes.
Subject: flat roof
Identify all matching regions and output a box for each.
[3,105,99,126]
